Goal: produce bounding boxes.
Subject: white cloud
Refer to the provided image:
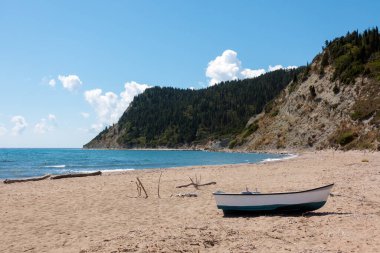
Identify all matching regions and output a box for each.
[0,125,7,136]
[84,89,118,124]
[206,50,242,86]
[11,116,27,135]
[34,119,49,134]
[84,81,151,127]
[268,65,284,71]
[58,74,83,92]
[206,49,297,85]
[48,114,56,121]
[81,112,90,119]
[77,123,103,134]
[268,65,298,71]
[241,68,266,78]
[34,114,57,134]
[206,49,267,86]
[90,123,104,132]
[48,79,56,87]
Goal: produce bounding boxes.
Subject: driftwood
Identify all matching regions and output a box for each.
[176,181,216,188]
[157,171,163,198]
[175,192,198,197]
[136,177,148,198]
[176,174,216,189]
[136,181,142,197]
[3,174,51,184]
[50,171,101,180]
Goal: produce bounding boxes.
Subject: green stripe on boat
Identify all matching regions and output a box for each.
[217,201,326,212]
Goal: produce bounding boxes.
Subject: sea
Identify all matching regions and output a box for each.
[0,148,291,179]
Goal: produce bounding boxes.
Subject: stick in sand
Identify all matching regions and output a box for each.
[176,174,216,188]
[136,177,148,198]
[135,181,142,197]
[157,171,163,198]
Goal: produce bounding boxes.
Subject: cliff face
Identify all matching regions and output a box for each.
[234,66,379,151]
[230,28,380,151]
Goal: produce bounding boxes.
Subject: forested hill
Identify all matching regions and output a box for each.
[84,68,301,149]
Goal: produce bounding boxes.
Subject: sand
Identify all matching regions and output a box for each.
[0,150,379,253]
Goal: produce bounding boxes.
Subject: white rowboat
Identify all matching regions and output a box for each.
[213,184,334,214]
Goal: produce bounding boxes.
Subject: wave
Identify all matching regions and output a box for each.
[73,168,135,174]
[101,168,135,173]
[43,165,66,168]
[260,154,298,163]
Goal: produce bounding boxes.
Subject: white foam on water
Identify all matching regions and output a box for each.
[260,154,298,163]
[74,168,135,174]
[44,165,66,168]
[101,168,135,173]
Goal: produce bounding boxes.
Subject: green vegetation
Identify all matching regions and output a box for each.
[227,121,260,149]
[321,27,380,84]
[92,69,300,148]
[287,67,305,94]
[321,51,329,68]
[337,131,357,146]
[302,63,311,82]
[329,126,379,150]
[348,61,380,124]
[93,126,109,141]
[367,52,380,81]
[242,122,259,139]
[228,139,237,149]
[350,99,377,121]
[329,125,358,148]
[271,109,279,117]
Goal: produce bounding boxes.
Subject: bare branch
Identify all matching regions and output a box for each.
[4,174,51,184]
[176,181,216,188]
[135,181,141,197]
[50,171,101,180]
[157,171,163,198]
[136,177,148,198]
[188,176,198,189]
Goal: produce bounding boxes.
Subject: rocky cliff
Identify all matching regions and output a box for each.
[232,29,380,151]
[233,67,379,151]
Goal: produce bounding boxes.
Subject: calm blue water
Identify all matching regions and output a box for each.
[0,149,286,179]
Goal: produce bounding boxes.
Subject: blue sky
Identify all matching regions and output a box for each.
[0,0,379,148]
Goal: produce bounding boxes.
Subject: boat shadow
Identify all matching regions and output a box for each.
[222,211,352,218]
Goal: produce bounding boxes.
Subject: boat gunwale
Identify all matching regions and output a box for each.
[213,183,334,196]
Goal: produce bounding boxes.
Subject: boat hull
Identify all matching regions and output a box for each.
[214,184,333,213]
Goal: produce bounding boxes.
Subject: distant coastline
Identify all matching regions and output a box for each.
[82,146,296,155]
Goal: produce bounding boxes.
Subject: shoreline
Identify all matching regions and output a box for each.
[0,151,297,182]
[82,146,298,155]
[1,150,379,252]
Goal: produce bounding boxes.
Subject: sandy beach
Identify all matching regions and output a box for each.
[1,150,379,253]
